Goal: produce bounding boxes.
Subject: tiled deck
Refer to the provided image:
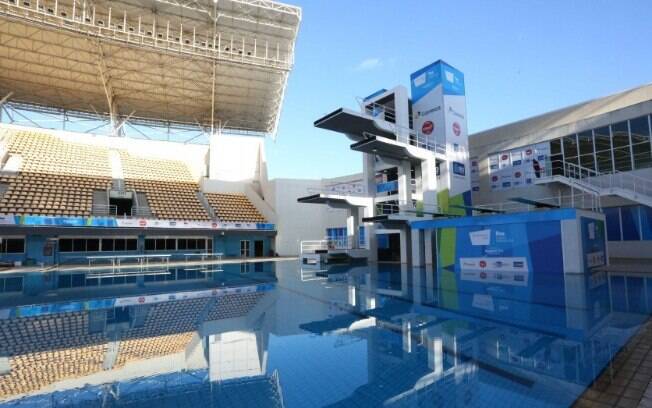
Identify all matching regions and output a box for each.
[573,318,652,408]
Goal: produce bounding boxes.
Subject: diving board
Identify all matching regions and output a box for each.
[449,204,505,214]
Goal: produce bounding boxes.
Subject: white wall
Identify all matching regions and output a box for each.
[267,176,360,256]
[209,132,264,183]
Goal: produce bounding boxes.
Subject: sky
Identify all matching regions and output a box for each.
[265,0,652,180]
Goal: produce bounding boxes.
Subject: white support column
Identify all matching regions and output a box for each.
[424,228,434,265]
[421,157,438,212]
[398,160,411,212]
[346,207,359,249]
[399,227,408,264]
[410,228,424,267]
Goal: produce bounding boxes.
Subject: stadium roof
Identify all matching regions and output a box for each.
[470,82,652,154]
[0,0,301,138]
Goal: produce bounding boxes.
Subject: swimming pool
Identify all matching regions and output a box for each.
[0,260,648,407]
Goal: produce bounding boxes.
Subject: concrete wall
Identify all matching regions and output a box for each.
[266,178,356,256]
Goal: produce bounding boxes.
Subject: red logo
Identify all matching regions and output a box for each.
[526,149,533,156]
[479,260,487,268]
[138,297,145,304]
[138,219,147,227]
[480,272,487,279]
[514,172,522,178]
[211,222,218,228]
[501,154,508,161]
[452,122,461,136]
[422,121,434,135]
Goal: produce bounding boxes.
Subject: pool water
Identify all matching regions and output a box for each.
[0,261,648,407]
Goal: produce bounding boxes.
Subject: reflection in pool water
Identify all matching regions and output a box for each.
[0,261,648,407]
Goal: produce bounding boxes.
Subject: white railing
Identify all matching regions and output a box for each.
[91,204,151,218]
[542,160,652,202]
[0,0,294,70]
[300,236,360,254]
[475,192,602,214]
[307,179,367,196]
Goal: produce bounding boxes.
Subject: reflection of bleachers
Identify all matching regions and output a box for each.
[0,312,107,398]
[120,151,210,221]
[206,292,265,321]
[204,193,266,223]
[116,298,210,367]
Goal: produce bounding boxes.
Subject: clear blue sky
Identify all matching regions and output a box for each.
[266,0,652,180]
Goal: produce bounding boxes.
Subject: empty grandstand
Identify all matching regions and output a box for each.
[0,0,301,266]
[0,284,272,400]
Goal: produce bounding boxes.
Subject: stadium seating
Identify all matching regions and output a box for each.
[0,128,267,223]
[0,130,112,216]
[0,311,107,398]
[205,193,266,223]
[206,292,265,321]
[120,151,210,221]
[115,297,210,367]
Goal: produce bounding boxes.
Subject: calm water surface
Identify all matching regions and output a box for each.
[0,261,648,407]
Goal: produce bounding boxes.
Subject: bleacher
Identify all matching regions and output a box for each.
[206,292,265,321]
[0,312,107,398]
[0,128,267,223]
[115,297,210,367]
[0,130,112,217]
[205,193,266,223]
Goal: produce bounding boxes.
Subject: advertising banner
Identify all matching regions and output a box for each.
[410,60,471,213]
[0,213,274,231]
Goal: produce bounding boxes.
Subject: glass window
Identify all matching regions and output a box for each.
[178,239,187,250]
[145,239,155,251]
[562,135,578,169]
[207,239,213,252]
[5,239,24,253]
[630,116,652,169]
[59,239,73,252]
[102,238,114,251]
[578,130,595,171]
[58,274,72,288]
[604,207,621,241]
[594,126,613,173]
[126,239,138,251]
[550,139,562,155]
[197,239,206,250]
[641,206,652,241]
[73,239,85,252]
[612,121,632,171]
[87,239,100,252]
[188,239,197,250]
[621,206,641,240]
[155,238,165,250]
[166,239,176,250]
[115,239,126,251]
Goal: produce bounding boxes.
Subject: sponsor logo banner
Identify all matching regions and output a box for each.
[469,229,491,246]
[459,256,529,286]
[0,213,274,231]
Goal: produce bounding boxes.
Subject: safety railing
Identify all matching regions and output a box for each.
[475,192,602,214]
[307,179,367,196]
[90,204,152,218]
[300,236,361,254]
[542,160,652,202]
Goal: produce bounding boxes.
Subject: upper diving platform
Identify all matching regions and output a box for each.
[314,108,446,161]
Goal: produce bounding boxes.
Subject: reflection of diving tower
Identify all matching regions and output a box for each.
[299,60,472,264]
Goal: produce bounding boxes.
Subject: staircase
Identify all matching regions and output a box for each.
[536,161,652,207]
[197,191,216,219]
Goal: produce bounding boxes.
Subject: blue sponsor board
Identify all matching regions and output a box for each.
[410,60,465,102]
[377,180,399,193]
[452,162,466,176]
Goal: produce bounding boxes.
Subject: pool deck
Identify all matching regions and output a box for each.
[0,256,298,275]
[573,317,652,408]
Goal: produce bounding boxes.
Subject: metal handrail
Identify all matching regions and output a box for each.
[543,160,652,199]
[475,192,602,214]
[308,179,367,196]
